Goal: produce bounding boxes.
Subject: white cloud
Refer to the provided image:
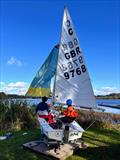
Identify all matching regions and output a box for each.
[0,81,5,86]
[0,82,6,90]
[94,87,120,95]
[0,81,29,95]
[7,82,27,88]
[0,82,120,96]
[7,57,23,67]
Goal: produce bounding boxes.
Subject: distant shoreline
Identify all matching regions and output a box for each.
[0,92,120,100]
[96,97,120,100]
[95,93,120,99]
[0,97,120,100]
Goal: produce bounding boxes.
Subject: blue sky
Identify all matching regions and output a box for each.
[0,0,120,95]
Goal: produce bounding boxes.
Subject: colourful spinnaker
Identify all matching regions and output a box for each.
[26,45,59,97]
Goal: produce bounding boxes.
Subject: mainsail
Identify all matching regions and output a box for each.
[26,45,59,97]
[53,7,96,108]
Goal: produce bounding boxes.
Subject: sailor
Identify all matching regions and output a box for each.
[60,99,78,123]
[36,96,53,124]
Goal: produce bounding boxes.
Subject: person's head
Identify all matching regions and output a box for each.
[66,99,72,106]
[42,96,48,102]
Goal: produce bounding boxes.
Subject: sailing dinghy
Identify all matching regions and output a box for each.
[26,7,96,110]
[24,7,96,159]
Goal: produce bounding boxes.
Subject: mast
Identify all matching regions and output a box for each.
[52,7,66,104]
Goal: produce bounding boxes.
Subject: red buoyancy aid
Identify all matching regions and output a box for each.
[63,106,78,118]
[39,113,53,124]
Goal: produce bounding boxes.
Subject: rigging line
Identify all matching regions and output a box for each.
[84,119,97,131]
[84,108,105,131]
[84,108,97,131]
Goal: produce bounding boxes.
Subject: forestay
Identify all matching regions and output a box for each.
[53,7,96,108]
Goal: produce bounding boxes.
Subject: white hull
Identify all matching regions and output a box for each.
[38,118,84,142]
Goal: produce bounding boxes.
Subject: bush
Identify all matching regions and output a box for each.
[76,110,120,130]
[0,100,36,131]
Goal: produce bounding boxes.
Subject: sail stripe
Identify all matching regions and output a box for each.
[26,87,51,97]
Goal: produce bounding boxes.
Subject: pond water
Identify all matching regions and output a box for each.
[96,99,120,115]
[26,98,120,115]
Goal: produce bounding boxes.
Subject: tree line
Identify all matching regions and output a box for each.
[96,93,120,99]
[0,92,120,99]
[0,92,40,99]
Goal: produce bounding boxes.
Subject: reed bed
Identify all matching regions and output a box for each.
[0,100,120,131]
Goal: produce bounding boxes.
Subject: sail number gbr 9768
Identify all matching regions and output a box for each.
[61,18,87,80]
[63,64,86,80]
[61,41,87,80]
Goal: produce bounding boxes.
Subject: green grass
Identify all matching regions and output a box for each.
[0,129,44,160]
[0,128,120,160]
[68,128,120,160]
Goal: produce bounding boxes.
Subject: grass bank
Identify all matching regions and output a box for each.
[0,127,120,160]
[0,100,120,159]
